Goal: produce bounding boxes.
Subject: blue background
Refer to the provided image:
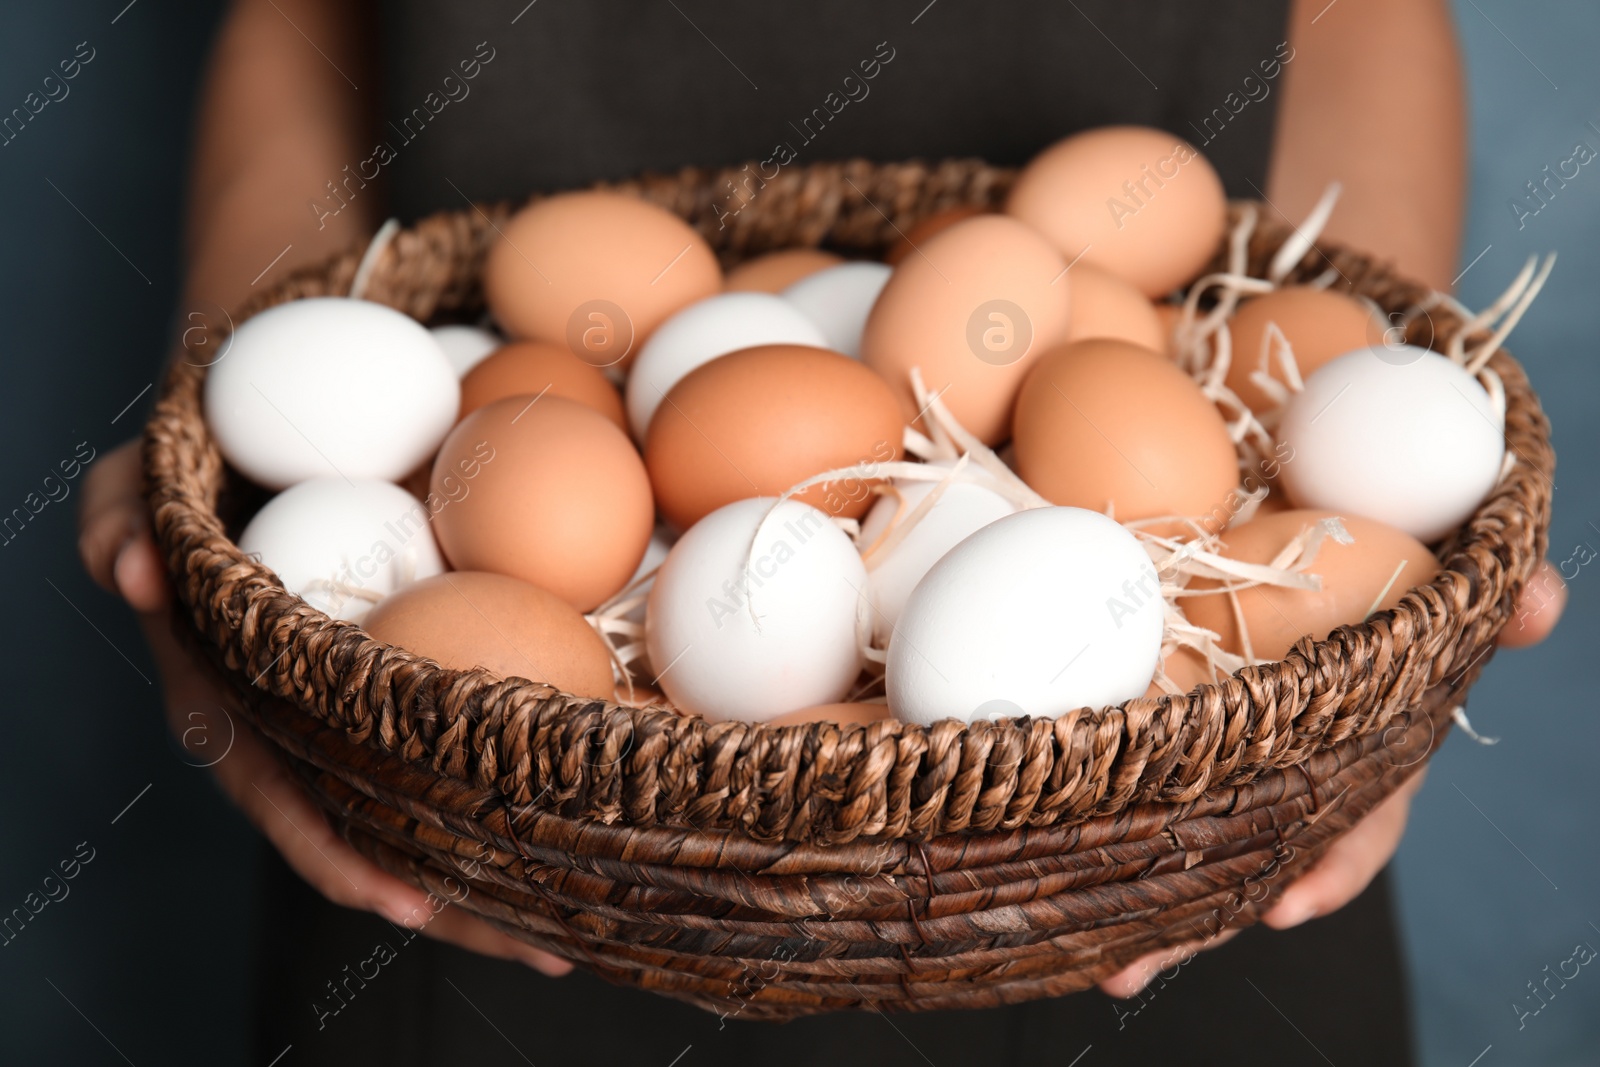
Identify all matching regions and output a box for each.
[1392,5,1600,1066]
[0,2,1593,1063]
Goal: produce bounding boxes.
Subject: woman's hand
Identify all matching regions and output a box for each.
[86,417,1566,993]
[1100,564,1566,998]
[80,440,572,977]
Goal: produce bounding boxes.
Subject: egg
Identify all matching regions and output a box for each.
[238,477,445,624]
[1006,126,1227,297]
[724,248,843,292]
[430,324,502,377]
[1012,339,1239,531]
[204,297,459,489]
[398,461,432,502]
[1152,303,1184,358]
[1144,646,1220,698]
[458,340,626,429]
[1178,509,1440,661]
[615,683,672,709]
[781,262,893,358]
[1252,489,1294,518]
[767,702,890,727]
[887,507,1164,725]
[884,205,988,266]
[620,527,675,624]
[857,466,1019,641]
[1062,262,1166,350]
[430,395,653,612]
[861,216,1072,445]
[624,292,828,440]
[481,191,720,369]
[645,498,867,722]
[362,572,615,700]
[1224,287,1383,413]
[645,344,905,531]
[1276,346,1505,541]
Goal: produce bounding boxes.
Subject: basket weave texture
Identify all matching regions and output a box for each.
[145,159,1554,1019]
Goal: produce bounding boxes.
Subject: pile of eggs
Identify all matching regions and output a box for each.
[205,125,1507,730]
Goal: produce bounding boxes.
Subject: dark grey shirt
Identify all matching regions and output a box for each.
[375,0,1290,217]
[262,7,1412,1066]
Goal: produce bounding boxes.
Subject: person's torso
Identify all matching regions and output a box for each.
[376,0,1290,217]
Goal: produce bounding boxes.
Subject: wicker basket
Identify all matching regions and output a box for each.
[144,159,1554,1020]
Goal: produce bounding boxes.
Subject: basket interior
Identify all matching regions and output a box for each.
[144,159,1555,847]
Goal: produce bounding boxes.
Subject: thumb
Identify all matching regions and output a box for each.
[78,439,169,613]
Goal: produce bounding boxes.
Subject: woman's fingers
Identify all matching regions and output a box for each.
[84,381,1554,982]
[1100,549,1556,995]
[216,723,437,923]
[114,532,170,613]
[1099,929,1241,998]
[133,606,573,975]
[1100,770,1425,996]
[1499,559,1565,648]
[413,908,574,977]
[78,440,143,592]
[78,439,169,612]
[1261,769,1424,930]
[230,734,572,974]
[145,599,434,923]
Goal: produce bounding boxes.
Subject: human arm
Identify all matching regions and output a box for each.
[78,0,569,977]
[1265,0,1466,291]
[1103,0,1561,996]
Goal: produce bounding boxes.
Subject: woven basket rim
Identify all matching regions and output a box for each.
[143,158,1554,845]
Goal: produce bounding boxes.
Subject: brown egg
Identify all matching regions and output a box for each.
[1151,303,1184,358]
[1144,646,1220,698]
[1006,126,1227,297]
[363,572,614,700]
[399,459,433,501]
[861,215,1071,445]
[1063,263,1166,350]
[1224,287,1383,414]
[767,702,891,727]
[459,341,626,428]
[645,344,905,531]
[1252,489,1293,518]
[724,249,843,292]
[1178,509,1440,662]
[482,191,720,369]
[885,205,988,265]
[1013,339,1239,530]
[431,395,653,612]
[614,682,673,709]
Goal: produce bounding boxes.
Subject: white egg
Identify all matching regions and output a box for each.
[858,470,1018,642]
[624,292,828,439]
[238,477,445,624]
[205,297,460,489]
[1277,346,1505,541]
[622,527,676,624]
[781,261,893,358]
[887,507,1162,726]
[646,498,866,722]
[430,323,502,376]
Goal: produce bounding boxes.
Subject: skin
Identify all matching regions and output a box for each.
[79,0,568,977]
[78,0,1557,988]
[1103,0,1545,997]
[1266,0,1469,292]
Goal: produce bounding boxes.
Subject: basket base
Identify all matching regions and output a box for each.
[141,167,1550,1022]
[230,664,1457,1021]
